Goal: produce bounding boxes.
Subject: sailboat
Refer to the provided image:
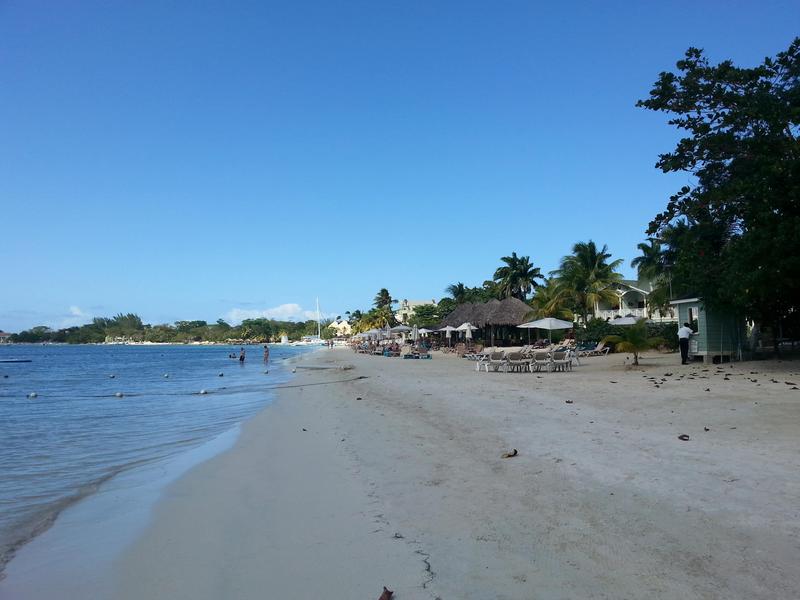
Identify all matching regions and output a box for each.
[291,298,327,346]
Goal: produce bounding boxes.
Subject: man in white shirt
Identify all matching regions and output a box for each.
[677,322,695,364]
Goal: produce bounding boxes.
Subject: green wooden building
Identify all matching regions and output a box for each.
[670,297,745,363]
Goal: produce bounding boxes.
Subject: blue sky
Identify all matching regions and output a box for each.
[2,1,798,331]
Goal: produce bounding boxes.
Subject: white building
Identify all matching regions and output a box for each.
[594,280,677,323]
[327,319,352,337]
[0,331,11,343]
[395,298,437,324]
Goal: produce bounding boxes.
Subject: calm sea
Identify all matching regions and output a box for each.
[0,343,310,575]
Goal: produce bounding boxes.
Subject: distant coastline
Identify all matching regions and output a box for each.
[3,312,337,345]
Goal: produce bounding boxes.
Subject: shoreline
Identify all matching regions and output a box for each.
[0,347,313,598]
[4,347,800,598]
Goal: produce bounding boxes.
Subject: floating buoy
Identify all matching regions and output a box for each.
[199,389,207,395]
[28,392,37,398]
[163,373,169,378]
[292,367,296,373]
[109,374,116,379]
[218,372,224,377]
[115,392,124,398]
[264,370,269,374]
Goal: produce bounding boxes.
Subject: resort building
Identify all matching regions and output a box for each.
[594,280,677,323]
[395,298,437,324]
[327,319,352,337]
[0,331,11,343]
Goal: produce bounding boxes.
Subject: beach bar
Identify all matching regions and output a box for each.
[670,297,745,363]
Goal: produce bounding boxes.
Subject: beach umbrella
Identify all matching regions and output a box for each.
[439,325,457,347]
[517,317,573,344]
[418,328,434,335]
[390,324,412,333]
[610,316,648,326]
[456,322,478,344]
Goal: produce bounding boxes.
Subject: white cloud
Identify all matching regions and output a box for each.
[58,305,92,328]
[224,303,337,324]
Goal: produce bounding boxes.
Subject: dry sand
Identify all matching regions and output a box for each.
[109,348,800,599]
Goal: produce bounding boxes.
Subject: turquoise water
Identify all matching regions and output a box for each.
[0,343,309,575]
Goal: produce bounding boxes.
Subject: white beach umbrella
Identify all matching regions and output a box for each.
[439,325,457,346]
[610,316,649,326]
[456,322,478,343]
[390,324,412,333]
[418,328,434,335]
[517,317,574,343]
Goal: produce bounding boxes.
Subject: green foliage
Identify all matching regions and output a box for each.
[575,318,624,343]
[529,278,574,320]
[373,288,393,309]
[552,241,623,323]
[493,252,544,300]
[9,312,329,344]
[601,319,666,365]
[436,297,457,317]
[638,39,800,340]
[648,321,678,351]
[407,304,440,327]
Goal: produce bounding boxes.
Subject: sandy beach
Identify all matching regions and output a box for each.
[4,347,795,599]
[88,347,798,599]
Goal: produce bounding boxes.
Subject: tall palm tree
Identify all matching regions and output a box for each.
[553,240,623,324]
[631,238,666,281]
[373,288,393,309]
[493,252,544,300]
[445,282,469,303]
[632,237,673,312]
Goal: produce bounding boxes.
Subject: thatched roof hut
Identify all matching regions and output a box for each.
[484,297,533,326]
[441,297,532,328]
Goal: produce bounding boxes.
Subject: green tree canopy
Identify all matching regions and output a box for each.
[493,252,544,301]
[638,38,800,337]
[373,288,394,309]
[552,240,623,323]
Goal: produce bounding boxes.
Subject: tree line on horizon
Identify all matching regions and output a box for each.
[7,313,332,344]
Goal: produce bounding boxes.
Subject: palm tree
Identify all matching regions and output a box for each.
[631,238,665,281]
[529,278,574,320]
[632,237,675,313]
[445,282,469,303]
[373,288,393,309]
[601,319,665,366]
[493,252,544,300]
[553,240,623,324]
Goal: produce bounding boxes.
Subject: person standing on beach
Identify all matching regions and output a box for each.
[263,345,270,364]
[239,347,246,363]
[677,322,695,364]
